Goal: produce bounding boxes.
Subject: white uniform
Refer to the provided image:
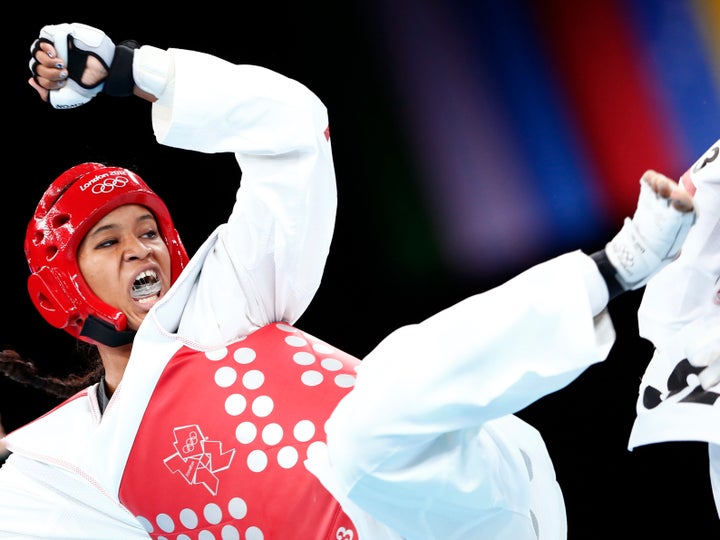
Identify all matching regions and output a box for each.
[0,44,618,540]
[630,138,720,518]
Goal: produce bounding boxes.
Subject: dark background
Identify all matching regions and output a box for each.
[2,2,717,538]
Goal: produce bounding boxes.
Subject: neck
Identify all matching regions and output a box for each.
[97,342,133,396]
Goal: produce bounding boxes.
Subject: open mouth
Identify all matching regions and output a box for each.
[131,269,162,301]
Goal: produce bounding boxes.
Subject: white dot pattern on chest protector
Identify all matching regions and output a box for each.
[121,323,360,539]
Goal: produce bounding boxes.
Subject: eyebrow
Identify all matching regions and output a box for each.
[86,213,156,238]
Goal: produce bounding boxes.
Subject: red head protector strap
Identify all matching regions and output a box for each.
[25,163,189,347]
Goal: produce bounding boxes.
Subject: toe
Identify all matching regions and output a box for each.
[670,186,694,213]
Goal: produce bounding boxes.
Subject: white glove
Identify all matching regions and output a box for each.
[29,22,115,109]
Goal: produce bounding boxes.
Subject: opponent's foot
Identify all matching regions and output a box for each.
[605,170,696,290]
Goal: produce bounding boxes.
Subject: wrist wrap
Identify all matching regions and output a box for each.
[103,40,140,97]
[591,249,625,301]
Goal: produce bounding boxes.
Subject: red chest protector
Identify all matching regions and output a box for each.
[119,323,360,540]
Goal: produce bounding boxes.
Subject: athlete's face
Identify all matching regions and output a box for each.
[77,204,172,331]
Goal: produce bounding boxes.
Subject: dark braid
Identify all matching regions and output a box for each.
[0,347,103,399]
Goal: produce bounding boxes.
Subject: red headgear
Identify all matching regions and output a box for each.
[25,163,189,346]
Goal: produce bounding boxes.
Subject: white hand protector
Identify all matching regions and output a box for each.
[606,176,697,289]
[685,313,720,390]
[29,22,115,109]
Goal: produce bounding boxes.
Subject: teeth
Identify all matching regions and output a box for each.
[131,270,161,299]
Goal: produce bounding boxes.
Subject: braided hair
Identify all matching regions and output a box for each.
[0,347,103,399]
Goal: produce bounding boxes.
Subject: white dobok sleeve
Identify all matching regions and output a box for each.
[134,46,337,347]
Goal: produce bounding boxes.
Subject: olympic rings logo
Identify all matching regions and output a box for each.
[90,175,129,194]
[182,431,199,454]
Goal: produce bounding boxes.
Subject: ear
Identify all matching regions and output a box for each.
[27,266,79,330]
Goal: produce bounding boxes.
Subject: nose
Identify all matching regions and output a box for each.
[124,237,153,261]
